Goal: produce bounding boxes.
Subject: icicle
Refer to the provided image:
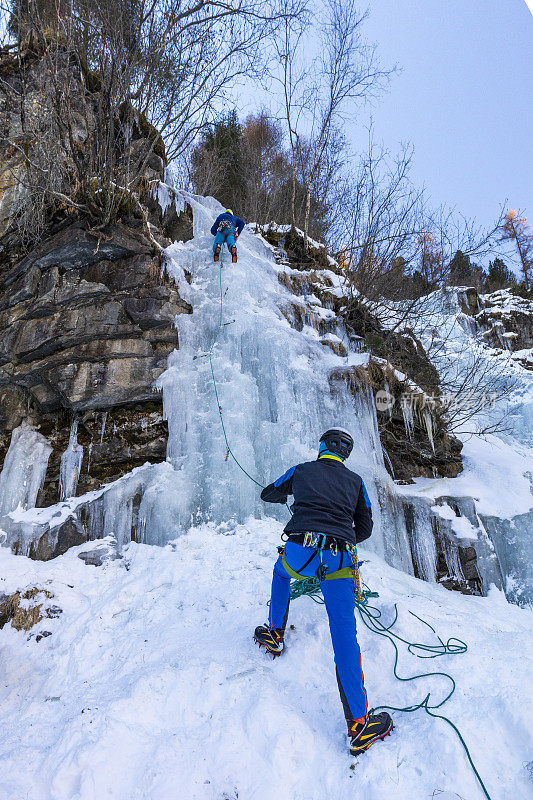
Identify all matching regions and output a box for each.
[384,381,393,422]
[404,499,437,582]
[100,412,108,444]
[401,397,414,440]
[87,442,93,473]
[59,419,84,501]
[422,410,435,453]
[441,533,464,585]
[383,448,395,479]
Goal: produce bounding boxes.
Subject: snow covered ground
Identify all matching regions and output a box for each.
[1,517,531,800]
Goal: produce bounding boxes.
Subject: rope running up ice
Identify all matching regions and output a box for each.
[198,250,492,800]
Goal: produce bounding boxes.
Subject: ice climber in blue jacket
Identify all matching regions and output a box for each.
[254,428,394,757]
[210,209,245,263]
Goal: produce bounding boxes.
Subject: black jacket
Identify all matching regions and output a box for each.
[260,457,373,545]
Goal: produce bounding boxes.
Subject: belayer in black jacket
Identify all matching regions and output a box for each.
[254,428,393,757]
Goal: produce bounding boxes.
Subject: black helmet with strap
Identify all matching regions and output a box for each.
[320,428,354,460]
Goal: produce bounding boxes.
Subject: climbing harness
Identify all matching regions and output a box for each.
[197,244,493,800]
[278,537,360,585]
[217,219,237,236]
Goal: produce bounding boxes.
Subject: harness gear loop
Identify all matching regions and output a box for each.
[353,550,363,602]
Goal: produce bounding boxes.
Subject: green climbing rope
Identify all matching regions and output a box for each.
[199,257,292,510]
[203,259,265,489]
[199,249,492,800]
[290,576,492,800]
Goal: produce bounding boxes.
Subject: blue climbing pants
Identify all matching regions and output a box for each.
[213,231,236,254]
[269,541,368,721]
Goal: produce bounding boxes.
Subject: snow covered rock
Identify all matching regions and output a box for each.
[77,537,121,566]
[475,287,533,354]
[0,585,60,633]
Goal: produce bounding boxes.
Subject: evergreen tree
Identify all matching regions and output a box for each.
[448,250,473,285]
[191,111,246,214]
[448,250,485,289]
[484,258,516,292]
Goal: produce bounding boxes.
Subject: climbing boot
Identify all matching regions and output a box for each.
[348,711,393,756]
[214,244,221,262]
[231,245,237,263]
[254,625,285,657]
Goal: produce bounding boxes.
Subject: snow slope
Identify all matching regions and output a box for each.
[1,518,531,800]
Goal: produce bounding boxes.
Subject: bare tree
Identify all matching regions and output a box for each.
[430,332,519,435]
[0,0,306,240]
[335,136,424,299]
[274,7,308,231]
[338,153,504,341]
[275,0,390,251]
[500,210,532,290]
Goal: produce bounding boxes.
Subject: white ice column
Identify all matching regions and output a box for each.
[0,422,52,514]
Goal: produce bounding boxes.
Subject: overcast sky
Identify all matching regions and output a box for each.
[239,0,532,269]
[350,0,532,234]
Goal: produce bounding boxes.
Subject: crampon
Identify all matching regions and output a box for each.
[254,625,285,658]
[348,711,394,757]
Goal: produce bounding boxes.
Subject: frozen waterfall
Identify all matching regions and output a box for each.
[155,192,438,579]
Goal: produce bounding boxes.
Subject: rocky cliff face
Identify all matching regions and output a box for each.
[261,225,463,483]
[0,46,190,515]
[0,220,191,503]
[0,225,191,499]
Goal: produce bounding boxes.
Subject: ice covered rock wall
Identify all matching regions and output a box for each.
[153,193,483,588]
[393,286,533,605]
[1,191,530,606]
